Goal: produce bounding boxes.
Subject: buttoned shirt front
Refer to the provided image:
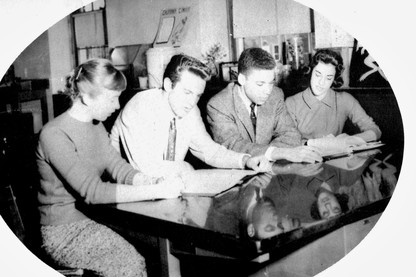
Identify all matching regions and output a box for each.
[238,86,258,116]
[207,82,301,159]
[237,86,280,160]
[285,88,381,140]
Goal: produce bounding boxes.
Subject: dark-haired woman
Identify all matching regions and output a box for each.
[36,59,184,277]
[285,49,381,145]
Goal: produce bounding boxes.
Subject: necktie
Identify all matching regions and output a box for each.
[166,118,176,161]
[250,102,257,136]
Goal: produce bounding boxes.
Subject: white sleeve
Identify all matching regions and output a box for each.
[117,96,177,177]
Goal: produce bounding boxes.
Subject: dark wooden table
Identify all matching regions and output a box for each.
[79,146,399,277]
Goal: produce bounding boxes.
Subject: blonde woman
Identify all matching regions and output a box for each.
[36,59,183,277]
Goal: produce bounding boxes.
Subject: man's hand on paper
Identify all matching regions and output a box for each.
[155,176,186,199]
[245,155,273,172]
[277,146,323,164]
[362,172,382,202]
[132,173,164,186]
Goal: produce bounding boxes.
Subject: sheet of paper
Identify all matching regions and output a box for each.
[322,141,384,160]
[181,169,256,197]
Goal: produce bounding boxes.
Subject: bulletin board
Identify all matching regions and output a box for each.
[154,6,191,48]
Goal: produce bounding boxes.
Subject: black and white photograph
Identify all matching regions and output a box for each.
[0,0,414,276]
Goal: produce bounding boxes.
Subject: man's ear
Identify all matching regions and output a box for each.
[163,77,173,92]
[237,73,246,86]
[247,223,255,238]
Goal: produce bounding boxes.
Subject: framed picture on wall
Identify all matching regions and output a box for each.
[220,62,238,82]
[244,35,283,64]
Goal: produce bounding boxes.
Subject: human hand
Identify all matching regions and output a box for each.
[245,155,273,172]
[308,134,366,152]
[362,172,382,202]
[283,146,323,163]
[336,134,366,147]
[155,176,185,199]
[165,161,194,178]
[307,135,338,150]
[133,173,164,186]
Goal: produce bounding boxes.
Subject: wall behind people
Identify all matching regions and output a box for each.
[13,0,229,98]
[12,31,51,79]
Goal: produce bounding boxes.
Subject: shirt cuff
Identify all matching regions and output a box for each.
[265,146,276,161]
[240,154,251,169]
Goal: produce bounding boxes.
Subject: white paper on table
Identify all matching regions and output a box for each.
[181,169,256,197]
[322,141,384,160]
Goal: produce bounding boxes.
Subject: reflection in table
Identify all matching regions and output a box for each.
[80,146,400,277]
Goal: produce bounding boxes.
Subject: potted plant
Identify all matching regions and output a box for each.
[202,43,226,80]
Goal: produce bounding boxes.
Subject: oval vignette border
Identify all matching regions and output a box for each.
[0,1,415,276]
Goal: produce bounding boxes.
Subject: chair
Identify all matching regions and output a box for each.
[0,112,97,277]
[0,185,97,276]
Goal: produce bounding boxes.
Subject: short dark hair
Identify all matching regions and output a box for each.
[310,49,344,88]
[163,54,211,88]
[238,48,276,76]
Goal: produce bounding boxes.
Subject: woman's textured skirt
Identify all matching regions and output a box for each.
[41,219,147,277]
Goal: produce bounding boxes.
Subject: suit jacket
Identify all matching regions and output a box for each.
[207,83,301,156]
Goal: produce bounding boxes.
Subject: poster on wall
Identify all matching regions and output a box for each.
[243,35,283,64]
[349,39,390,88]
[154,6,191,48]
[283,33,314,71]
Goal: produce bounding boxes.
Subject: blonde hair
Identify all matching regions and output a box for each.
[64,58,126,103]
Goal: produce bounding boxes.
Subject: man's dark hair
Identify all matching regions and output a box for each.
[163,54,212,88]
[238,48,276,76]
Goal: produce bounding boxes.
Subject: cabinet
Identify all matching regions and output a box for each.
[276,0,311,35]
[232,0,311,38]
[0,84,49,133]
[72,3,108,65]
[313,10,354,48]
[232,0,278,38]
[0,112,40,250]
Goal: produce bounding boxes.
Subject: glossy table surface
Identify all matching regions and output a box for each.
[80,145,401,263]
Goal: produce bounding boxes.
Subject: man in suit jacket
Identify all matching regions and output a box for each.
[110,54,270,178]
[207,48,322,163]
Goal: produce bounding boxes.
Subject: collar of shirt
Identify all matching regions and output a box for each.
[237,85,257,115]
[164,89,181,121]
[302,87,336,110]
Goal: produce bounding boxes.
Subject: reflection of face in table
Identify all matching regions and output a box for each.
[106,148,400,252]
[247,197,301,240]
[204,181,301,241]
[204,148,399,243]
[312,186,347,219]
[78,148,402,277]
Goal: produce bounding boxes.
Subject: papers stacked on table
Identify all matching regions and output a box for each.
[321,141,384,161]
